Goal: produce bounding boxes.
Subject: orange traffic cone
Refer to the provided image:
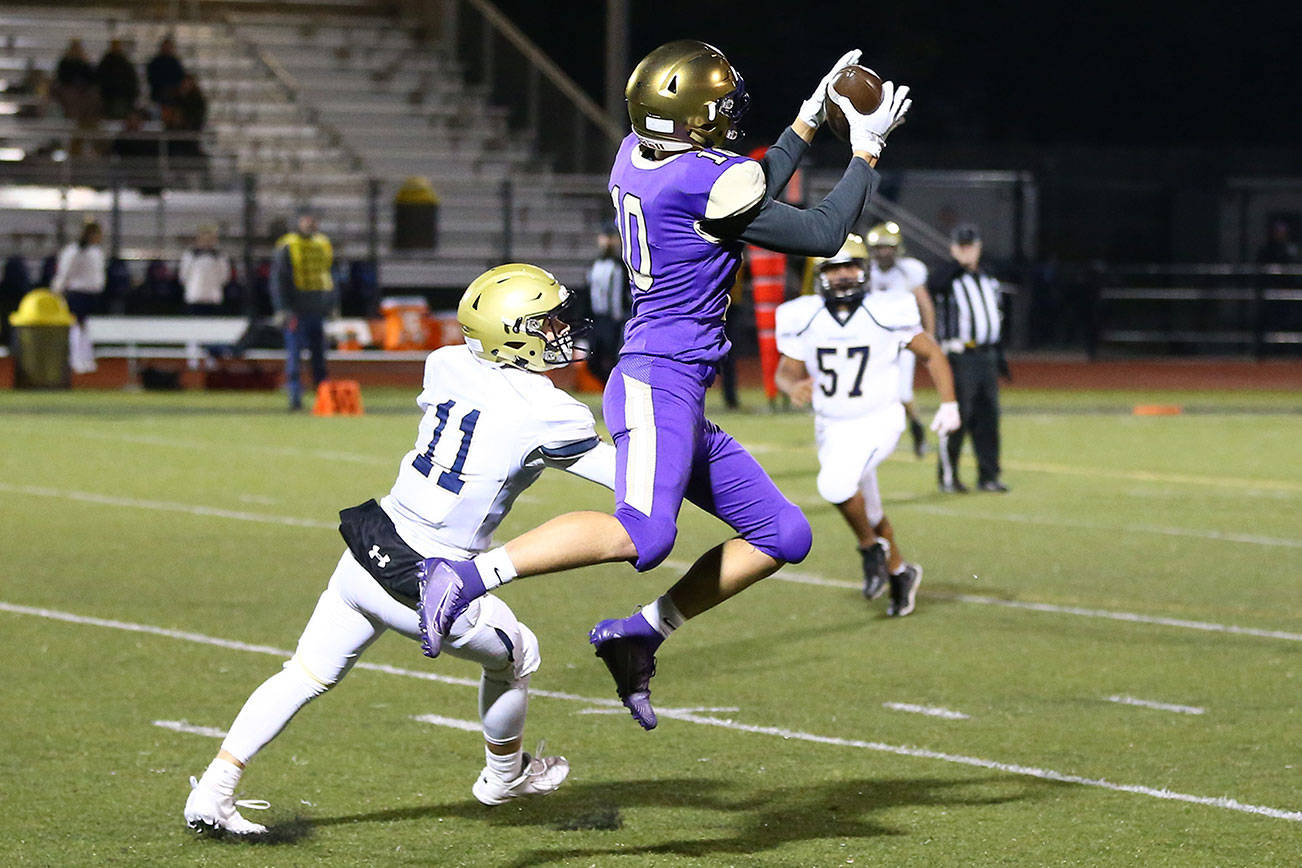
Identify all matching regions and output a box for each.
[312,380,364,416]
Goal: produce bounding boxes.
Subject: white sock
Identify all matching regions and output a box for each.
[476,547,518,591]
[198,756,243,798]
[480,674,528,781]
[641,594,686,639]
[485,745,523,781]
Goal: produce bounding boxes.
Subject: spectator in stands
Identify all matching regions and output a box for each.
[163,74,208,161]
[1256,219,1299,265]
[51,222,106,375]
[584,227,627,383]
[147,36,186,106]
[9,60,52,119]
[54,39,100,143]
[1,234,34,344]
[97,39,139,120]
[271,211,335,411]
[179,225,232,314]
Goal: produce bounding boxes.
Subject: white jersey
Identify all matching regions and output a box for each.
[869,256,927,298]
[382,345,599,558]
[776,292,923,420]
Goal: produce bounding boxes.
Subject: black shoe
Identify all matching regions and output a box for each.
[887,564,922,617]
[859,542,889,600]
[978,480,1009,493]
[938,479,968,494]
[909,418,928,458]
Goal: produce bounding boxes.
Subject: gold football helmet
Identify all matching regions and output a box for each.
[865,221,902,247]
[626,40,750,151]
[457,264,588,372]
[813,233,869,307]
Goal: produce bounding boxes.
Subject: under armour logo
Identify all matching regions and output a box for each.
[368,545,390,568]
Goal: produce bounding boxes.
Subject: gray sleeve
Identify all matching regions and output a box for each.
[736,159,878,256]
[758,127,809,199]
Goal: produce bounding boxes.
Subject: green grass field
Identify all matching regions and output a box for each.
[1,385,1298,866]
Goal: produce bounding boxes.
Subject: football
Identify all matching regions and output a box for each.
[823,64,885,143]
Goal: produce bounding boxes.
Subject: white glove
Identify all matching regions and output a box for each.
[827,79,912,158]
[930,401,960,436]
[797,49,861,128]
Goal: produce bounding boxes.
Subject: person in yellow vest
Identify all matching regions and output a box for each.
[271,211,335,410]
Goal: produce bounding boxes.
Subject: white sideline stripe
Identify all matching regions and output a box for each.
[0,483,337,530]
[3,601,1298,824]
[2,484,1296,644]
[883,702,971,720]
[903,504,1302,549]
[1106,695,1206,716]
[655,711,1302,823]
[659,559,1302,643]
[410,714,483,732]
[153,719,228,739]
[577,705,740,716]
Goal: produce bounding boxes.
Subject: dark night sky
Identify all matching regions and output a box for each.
[491,1,1299,152]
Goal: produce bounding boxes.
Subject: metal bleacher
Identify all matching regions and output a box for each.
[0,1,613,292]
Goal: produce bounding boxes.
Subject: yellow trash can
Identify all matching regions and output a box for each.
[8,289,74,389]
[393,176,439,250]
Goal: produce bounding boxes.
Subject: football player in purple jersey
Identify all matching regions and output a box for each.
[417,40,912,730]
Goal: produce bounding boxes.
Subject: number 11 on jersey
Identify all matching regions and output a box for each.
[412,399,479,494]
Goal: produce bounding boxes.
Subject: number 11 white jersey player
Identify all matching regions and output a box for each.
[775,234,959,617]
[184,264,614,837]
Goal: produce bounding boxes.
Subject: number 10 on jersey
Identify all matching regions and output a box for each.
[610,186,653,292]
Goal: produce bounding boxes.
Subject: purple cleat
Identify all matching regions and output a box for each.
[589,613,663,730]
[417,558,486,658]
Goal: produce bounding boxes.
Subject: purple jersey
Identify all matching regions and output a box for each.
[608,134,766,365]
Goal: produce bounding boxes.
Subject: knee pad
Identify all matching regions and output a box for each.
[615,507,678,572]
[284,656,336,696]
[447,596,541,685]
[750,502,812,565]
[817,464,859,505]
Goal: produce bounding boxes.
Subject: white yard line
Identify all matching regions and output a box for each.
[2,482,1295,643]
[882,702,971,720]
[153,719,228,738]
[902,504,1302,549]
[410,714,483,732]
[660,558,1302,643]
[1105,695,1206,715]
[3,601,1298,824]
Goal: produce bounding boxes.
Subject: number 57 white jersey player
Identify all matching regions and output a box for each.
[774,234,959,616]
[184,265,614,838]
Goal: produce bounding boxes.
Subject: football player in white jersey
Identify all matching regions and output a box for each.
[184,264,614,836]
[866,221,936,458]
[775,235,959,616]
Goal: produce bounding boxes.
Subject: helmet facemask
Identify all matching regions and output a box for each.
[696,74,750,146]
[513,290,591,371]
[817,262,867,319]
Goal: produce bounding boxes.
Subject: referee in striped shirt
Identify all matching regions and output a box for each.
[933,223,1009,493]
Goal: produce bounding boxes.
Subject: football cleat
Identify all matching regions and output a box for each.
[859,541,888,600]
[417,558,485,658]
[887,564,922,617]
[589,614,661,730]
[472,750,571,806]
[978,480,1010,493]
[184,776,269,836]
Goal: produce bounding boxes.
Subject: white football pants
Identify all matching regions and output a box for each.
[815,403,905,525]
[219,550,539,764]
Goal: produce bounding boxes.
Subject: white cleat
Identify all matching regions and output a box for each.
[471,752,570,806]
[184,775,270,836]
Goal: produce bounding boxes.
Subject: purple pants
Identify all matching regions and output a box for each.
[603,354,812,572]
